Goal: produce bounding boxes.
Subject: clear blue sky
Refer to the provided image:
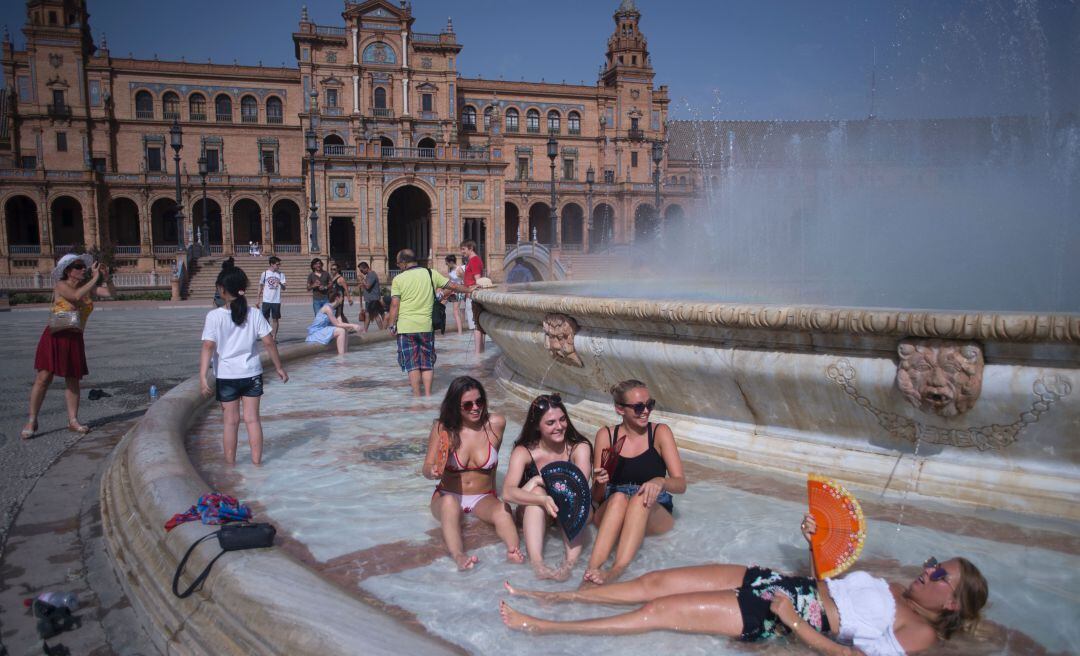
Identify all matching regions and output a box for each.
[2,0,1076,120]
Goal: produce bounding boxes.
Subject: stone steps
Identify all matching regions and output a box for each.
[185,254,318,301]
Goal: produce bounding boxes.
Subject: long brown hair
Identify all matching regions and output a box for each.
[514,394,591,452]
[933,557,989,640]
[437,376,491,452]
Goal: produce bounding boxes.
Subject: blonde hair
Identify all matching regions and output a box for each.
[934,557,989,640]
[609,379,648,404]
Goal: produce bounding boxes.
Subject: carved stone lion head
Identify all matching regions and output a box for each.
[542,313,583,368]
[896,338,984,417]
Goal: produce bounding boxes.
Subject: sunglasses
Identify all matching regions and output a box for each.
[532,394,563,414]
[616,399,656,415]
[69,262,87,270]
[460,398,485,412]
[923,557,956,592]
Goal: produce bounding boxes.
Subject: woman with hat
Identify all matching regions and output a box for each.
[22,253,115,439]
[501,393,593,581]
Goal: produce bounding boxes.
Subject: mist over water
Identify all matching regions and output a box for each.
[641,1,1080,314]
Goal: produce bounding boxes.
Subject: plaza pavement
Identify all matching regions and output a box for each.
[0,299,334,654]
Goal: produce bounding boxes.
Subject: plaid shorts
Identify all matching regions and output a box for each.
[397,332,436,372]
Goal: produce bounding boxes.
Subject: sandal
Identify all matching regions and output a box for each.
[20,420,38,440]
[67,421,91,435]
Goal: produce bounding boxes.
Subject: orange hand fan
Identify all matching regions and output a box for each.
[807,475,866,580]
[433,429,450,475]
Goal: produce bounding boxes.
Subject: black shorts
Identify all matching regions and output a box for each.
[261,302,281,320]
[366,299,385,316]
[215,374,264,402]
[736,566,830,642]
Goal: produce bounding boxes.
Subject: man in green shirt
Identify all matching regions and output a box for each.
[387,248,472,396]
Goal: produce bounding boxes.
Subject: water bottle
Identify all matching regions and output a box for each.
[149,385,159,402]
[35,591,79,611]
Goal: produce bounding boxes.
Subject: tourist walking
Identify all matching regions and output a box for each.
[306,258,331,316]
[502,393,593,580]
[441,254,464,335]
[305,289,364,354]
[501,515,989,656]
[460,240,485,354]
[422,376,524,570]
[584,379,685,585]
[199,268,288,465]
[358,261,385,331]
[22,253,116,439]
[328,261,354,323]
[213,257,236,308]
[386,249,471,396]
[257,256,287,341]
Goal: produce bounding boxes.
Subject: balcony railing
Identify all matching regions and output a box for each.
[418,147,435,158]
[461,148,489,161]
[527,125,540,134]
[216,113,233,123]
[324,144,354,156]
[275,244,302,253]
[316,25,347,37]
[549,127,561,135]
[163,110,180,120]
[208,245,224,254]
[411,32,442,43]
[505,124,519,133]
[8,244,41,255]
[135,109,155,120]
[372,107,393,118]
[324,107,343,116]
[628,128,645,141]
[267,114,283,124]
[241,113,258,123]
[461,123,477,133]
[48,103,73,119]
[114,245,142,255]
[190,112,207,122]
[153,245,180,255]
[569,127,581,135]
[419,110,438,120]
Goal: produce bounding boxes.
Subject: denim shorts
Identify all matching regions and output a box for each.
[216,374,263,402]
[606,483,674,514]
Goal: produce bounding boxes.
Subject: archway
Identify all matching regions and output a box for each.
[528,202,552,244]
[504,202,520,245]
[634,203,658,242]
[386,185,431,266]
[560,203,584,247]
[51,196,84,248]
[664,204,685,227]
[5,195,40,251]
[108,198,140,247]
[150,198,181,251]
[329,216,356,270]
[272,199,302,249]
[232,199,262,249]
[590,203,614,251]
[417,137,436,158]
[380,137,394,157]
[192,198,223,247]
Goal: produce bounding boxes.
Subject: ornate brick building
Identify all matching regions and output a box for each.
[0,0,695,282]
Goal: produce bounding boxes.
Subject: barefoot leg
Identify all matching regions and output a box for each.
[584,493,629,580]
[474,496,524,563]
[430,492,474,569]
[506,564,749,605]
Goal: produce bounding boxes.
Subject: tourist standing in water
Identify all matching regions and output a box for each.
[199,268,288,465]
[423,376,524,570]
[442,254,465,335]
[502,394,593,580]
[327,261,354,323]
[584,379,685,585]
[501,514,989,656]
[304,288,364,354]
[460,240,486,354]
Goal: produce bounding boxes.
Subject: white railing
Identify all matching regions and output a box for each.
[114,245,142,255]
[342,270,358,282]
[1,271,166,290]
[275,244,302,253]
[208,245,224,254]
[9,244,41,254]
[153,245,179,255]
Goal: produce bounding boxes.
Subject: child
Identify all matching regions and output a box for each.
[257,256,287,341]
[199,268,289,465]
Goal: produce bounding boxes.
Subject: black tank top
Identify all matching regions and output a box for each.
[611,423,667,486]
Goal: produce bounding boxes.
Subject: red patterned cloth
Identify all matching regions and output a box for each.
[33,326,89,379]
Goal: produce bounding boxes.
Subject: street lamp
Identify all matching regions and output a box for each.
[585,165,595,252]
[651,139,664,237]
[306,90,320,253]
[197,155,208,254]
[169,119,185,251]
[546,136,558,278]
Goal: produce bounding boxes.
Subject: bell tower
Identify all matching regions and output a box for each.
[600,0,653,88]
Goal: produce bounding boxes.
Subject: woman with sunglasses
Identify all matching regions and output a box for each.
[584,379,686,585]
[501,513,989,655]
[502,394,593,580]
[423,376,524,570]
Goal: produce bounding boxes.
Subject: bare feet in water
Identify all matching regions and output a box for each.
[500,600,541,633]
[454,553,479,570]
[506,547,526,564]
[504,580,562,602]
[582,564,624,586]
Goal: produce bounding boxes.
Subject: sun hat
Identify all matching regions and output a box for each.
[51,253,94,282]
[540,461,591,541]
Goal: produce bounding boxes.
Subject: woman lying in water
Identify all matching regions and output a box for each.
[501,393,593,581]
[501,513,988,655]
[423,376,524,569]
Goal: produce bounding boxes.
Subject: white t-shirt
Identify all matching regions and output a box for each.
[201,307,272,379]
[259,270,286,304]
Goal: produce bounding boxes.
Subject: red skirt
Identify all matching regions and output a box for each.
[33,326,89,379]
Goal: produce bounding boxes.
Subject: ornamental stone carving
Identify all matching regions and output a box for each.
[543,313,583,368]
[896,338,984,417]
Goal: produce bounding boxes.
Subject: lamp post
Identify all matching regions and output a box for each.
[651,139,664,238]
[585,165,595,252]
[306,90,320,253]
[546,136,558,278]
[169,119,185,251]
[197,155,208,255]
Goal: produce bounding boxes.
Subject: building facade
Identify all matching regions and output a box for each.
[0,0,696,280]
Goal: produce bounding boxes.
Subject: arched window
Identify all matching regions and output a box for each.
[417,137,436,158]
[374,87,387,109]
[505,108,519,132]
[568,111,581,135]
[266,96,283,124]
[162,92,179,120]
[135,90,153,119]
[526,109,540,133]
[462,105,477,131]
[214,94,232,122]
[483,106,493,130]
[189,93,207,121]
[240,95,258,123]
[547,110,561,134]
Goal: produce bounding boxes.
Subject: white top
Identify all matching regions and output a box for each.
[448,265,464,285]
[826,571,906,656]
[201,307,272,379]
[260,270,287,303]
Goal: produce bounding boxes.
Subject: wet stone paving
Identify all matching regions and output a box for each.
[187,333,1079,656]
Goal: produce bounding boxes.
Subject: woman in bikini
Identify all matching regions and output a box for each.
[423,376,524,570]
[502,394,593,581]
[500,514,989,656]
[584,379,686,585]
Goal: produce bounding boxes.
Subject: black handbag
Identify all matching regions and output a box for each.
[427,268,447,333]
[171,522,276,598]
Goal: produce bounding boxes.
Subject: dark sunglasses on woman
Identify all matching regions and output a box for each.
[616,398,656,415]
[923,557,956,591]
[460,398,485,412]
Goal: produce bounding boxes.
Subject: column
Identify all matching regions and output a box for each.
[261,195,273,253]
[38,188,54,257]
[222,199,234,254]
[138,193,152,256]
[402,78,409,116]
[352,27,360,112]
